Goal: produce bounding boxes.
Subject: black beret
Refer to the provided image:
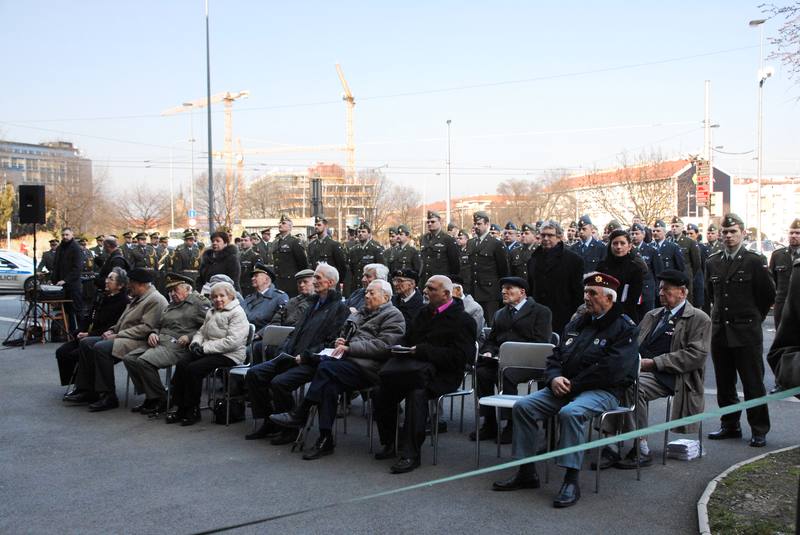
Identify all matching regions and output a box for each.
[656,269,690,287]
[128,268,155,283]
[391,269,419,283]
[499,276,529,293]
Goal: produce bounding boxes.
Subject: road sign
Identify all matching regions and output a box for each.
[188,218,197,227]
[695,159,711,205]
[188,209,197,218]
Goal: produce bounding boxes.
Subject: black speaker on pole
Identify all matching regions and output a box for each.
[18,185,46,224]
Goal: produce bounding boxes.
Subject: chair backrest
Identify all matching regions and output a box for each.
[497,341,554,375]
[246,324,256,346]
[261,325,295,347]
[550,332,560,346]
[481,326,492,340]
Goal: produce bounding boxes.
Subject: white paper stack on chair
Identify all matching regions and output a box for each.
[666,438,703,460]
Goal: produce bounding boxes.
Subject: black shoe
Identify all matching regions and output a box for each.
[769,384,782,394]
[749,435,767,447]
[63,391,97,404]
[131,402,147,413]
[589,446,620,470]
[708,427,742,440]
[270,429,298,445]
[141,399,167,416]
[269,409,307,429]
[390,457,421,474]
[499,426,513,445]
[553,481,581,508]
[302,435,335,460]
[374,444,396,460]
[492,468,540,491]
[615,447,653,469]
[165,409,184,424]
[88,394,119,412]
[62,388,79,401]
[180,407,201,427]
[246,421,277,440]
[469,426,498,442]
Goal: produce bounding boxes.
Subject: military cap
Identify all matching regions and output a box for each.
[535,220,544,231]
[653,219,667,229]
[630,223,645,233]
[314,215,328,224]
[149,232,160,238]
[490,223,502,232]
[49,239,59,245]
[447,222,458,231]
[583,271,621,292]
[260,228,271,235]
[250,233,259,239]
[457,229,469,238]
[473,211,490,223]
[128,268,155,283]
[182,229,195,240]
[251,262,277,280]
[578,214,593,227]
[670,216,683,225]
[605,220,622,232]
[95,235,104,240]
[135,232,147,240]
[721,213,745,228]
[504,221,518,231]
[568,220,578,230]
[279,214,291,224]
[427,210,441,220]
[387,226,397,235]
[397,224,411,235]
[78,237,88,244]
[391,268,419,284]
[789,218,800,230]
[122,231,133,238]
[159,237,169,243]
[347,227,357,235]
[164,272,195,290]
[686,223,699,232]
[357,221,371,232]
[520,223,535,233]
[295,268,315,280]
[499,276,529,293]
[656,268,690,288]
[707,223,718,232]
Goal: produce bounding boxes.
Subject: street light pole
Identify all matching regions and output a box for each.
[446,119,452,226]
[183,102,196,212]
[205,0,214,233]
[169,147,175,230]
[750,18,770,252]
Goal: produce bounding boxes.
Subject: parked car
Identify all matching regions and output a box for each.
[0,250,35,294]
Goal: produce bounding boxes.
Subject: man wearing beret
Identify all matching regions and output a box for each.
[346,221,384,296]
[123,273,211,415]
[631,223,662,317]
[388,225,422,275]
[569,215,606,274]
[705,214,775,447]
[473,276,552,443]
[509,223,537,280]
[420,210,461,287]
[307,215,348,283]
[768,218,800,333]
[469,211,510,325]
[492,272,638,507]
[272,214,309,298]
[238,232,263,297]
[668,217,701,303]
[651,219,686,276]
[67,268,169,411]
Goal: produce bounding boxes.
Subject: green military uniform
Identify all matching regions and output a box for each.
[256,230,272,261]
[170,230,202,284]
[706,223,724,256]
[121,232,135,264]
[307,215,348,281]
[239,244,262,297]
[388,225,421,274]
[768,218,800,331]
[509,223,536,279]
[468,211,510,325]
[457,230,472,290]
[130,234,158,270]
[669,217,702,301]
[38,241,59,273]
[419,210,460,285]
[272,215,309,297]
[347,221,385,294]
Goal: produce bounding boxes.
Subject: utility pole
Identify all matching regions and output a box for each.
[205,0,214,233]
[446,119,452,225]
[703,80,711,232]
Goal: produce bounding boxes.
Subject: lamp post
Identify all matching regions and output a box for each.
[182,102,196,211]
[749,18,772,252]
[205,0,214,233]
[446,119,452,226]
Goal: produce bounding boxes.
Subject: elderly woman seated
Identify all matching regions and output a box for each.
[270,279,405,459]
[167,281,251,426]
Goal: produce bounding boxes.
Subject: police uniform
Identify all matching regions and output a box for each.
[307,216,348,280]
[706,214,775,442]
[238,234,263,297]
[651,220,686,274]
[272,215,309,297]
[468,211,510,325]
[768,218,800,331]
[509,223,536,279]
[347,222,385,294]
[569,215,607,274]
[387,225,421,274]
[419,211,460,285]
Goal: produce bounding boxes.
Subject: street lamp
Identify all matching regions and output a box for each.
[182,102,196,211]
[446,119,452,226]
[749,18,773,252]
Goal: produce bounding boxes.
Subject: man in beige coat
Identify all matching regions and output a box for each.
[68,268,168,412]
[614,269,711,468]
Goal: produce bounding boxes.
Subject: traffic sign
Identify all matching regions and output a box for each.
[188,218,197,227]
[188,209,197,218]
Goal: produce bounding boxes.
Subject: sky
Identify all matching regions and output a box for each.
[1,0,798,207]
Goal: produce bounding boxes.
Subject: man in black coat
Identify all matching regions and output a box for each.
[51,228,85,331]
[93,237,130,290]
[468,211,509,326]
[527,221,584,337]
[373,275,477,474]
[272,214,309,297]
[472,277,552,443]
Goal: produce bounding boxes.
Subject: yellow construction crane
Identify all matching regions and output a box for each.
[335,63,356,181]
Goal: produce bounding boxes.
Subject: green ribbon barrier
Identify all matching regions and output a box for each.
[195,386,800,534]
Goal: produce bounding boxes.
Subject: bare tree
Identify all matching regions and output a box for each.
[490,172,575,226]
[46,164,107,234]
[193,171,227,228]
[117,184,170,231]
[764,2,800,87]
[241,175,286,219]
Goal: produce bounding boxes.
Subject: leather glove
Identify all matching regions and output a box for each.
[190,342,204,356]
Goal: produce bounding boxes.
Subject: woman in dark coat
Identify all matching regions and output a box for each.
[196,231,241,291]
[57,267,130,390]
[596,229,647,323]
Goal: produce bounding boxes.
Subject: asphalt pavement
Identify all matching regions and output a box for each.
[0,295,797,535]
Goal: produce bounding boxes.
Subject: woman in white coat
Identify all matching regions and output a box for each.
[168,282,250,426]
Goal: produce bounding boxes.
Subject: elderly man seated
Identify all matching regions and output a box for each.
[244,264,348,444]
[270,279,406,459]
[390,269,424,329]
[123,273,211,415]
[346,263,389,313]
[373,275,477,474]
[64,268,168,411]
[269,269,316,328]
[472,276,552,444]
[492,273,638,508]
[243,263,288,330]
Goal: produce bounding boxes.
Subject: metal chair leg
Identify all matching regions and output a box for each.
[395,402,401,457]
[432,399,440,465]
[292,405,317,453]
[495,407,502,458]
[367,394,374,453]
[124,373,130,408]
[164,366,172,411]
[662,396,672,465]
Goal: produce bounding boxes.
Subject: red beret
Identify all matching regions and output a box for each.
[583,272,620,292]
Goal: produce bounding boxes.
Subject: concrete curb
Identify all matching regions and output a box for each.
[697,444,799,534]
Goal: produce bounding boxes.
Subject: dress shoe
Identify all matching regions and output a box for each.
[492,468,540,491]
[88,394,119,412]
[468,426,497,442]
[390,457,421,474]
[615,447,653,469]
[141,399,167,416]
[302,435,335,460]
[589,446,620,470]
[165,410,184,424]
[749,435,767,448]
[63,391,97,404]
[708,427,742,440]
[374,444,396,460]
[553,481,581,508]
[269,409,308,429]
[245,421,278,440]
[62,388,79,401]
[269,429,297,445]
[180,407,201,427]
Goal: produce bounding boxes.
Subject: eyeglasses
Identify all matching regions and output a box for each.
[539,232,557,238]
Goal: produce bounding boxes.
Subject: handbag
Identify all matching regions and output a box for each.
[378,356,436,392]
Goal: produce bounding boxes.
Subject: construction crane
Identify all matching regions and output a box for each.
[335,63,356,181]
[162,90,250,227]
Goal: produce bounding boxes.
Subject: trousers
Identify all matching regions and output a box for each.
[55,339,81,385]
[172,352,234,408]
[304,359,372,431]
[74,336,117,394]
[710,341,770,436]
[124,342,190,400]
[375,386,430,460]
[245,359,316,419]
[475,358,538,426]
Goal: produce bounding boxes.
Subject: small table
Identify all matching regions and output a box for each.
[39,299,71,343]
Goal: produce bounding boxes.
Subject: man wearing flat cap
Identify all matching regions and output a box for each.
[705,213,775,447]
[123,273,211,415]
[390,269,425,329]
[420,210,461,286]
[473,276,552,443]
[269,269,316,329]
[347,221,384,295]
[68,268,169,412]
[468,211,510,325]
[272,214,309,297]
[510,223,537,280]
[238,232,263,297]
[492,272,638,508]
[307,215,348,282]
[768,218,800,333]
[388,224,422,275]
[569,215,606,274]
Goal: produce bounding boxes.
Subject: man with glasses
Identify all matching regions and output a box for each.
[420,210,460,287]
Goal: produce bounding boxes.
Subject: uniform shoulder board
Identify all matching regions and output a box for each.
[708,250,723,258]
[276,288,288,296]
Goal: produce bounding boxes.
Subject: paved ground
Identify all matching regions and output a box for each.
[0,295,797,534]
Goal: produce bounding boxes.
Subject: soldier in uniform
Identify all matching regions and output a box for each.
[706,223,723,255]
[565,221,579,248]
[388,224,421,273]
[130,232,158,270]
[272,214,309,297]
[509,223,536,279]
[504,222,521,252]
[447,222,459,239]
[651,219,686,274]
[420,210,461,286]
[469,211,510,325]
[121,231,135,264]
[307,215,348,280]
[383,227,398,270]
[768,218,800,332]
[157,236,169,258]
[90,235,105,270]
[602,220,622,243]
[706,213,775,448]
[38,239,59,273]
[489,223,502,240]
[631,223,663,317]
[238,232,263,297]
[347,221,384,295]
[668,216,701,302]
[570,215,606,274]
[78,237,94,273]
[456,229,473,291]
[171,229,202,285]
[256,229,272,261]
[149,232,161,253]
[686,223,708,310]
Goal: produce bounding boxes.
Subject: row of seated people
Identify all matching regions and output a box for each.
[56,260,710,508]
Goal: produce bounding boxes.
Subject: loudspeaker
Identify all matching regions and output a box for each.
[18,185,46,224]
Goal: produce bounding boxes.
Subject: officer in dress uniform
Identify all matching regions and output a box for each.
[388,224,421,274]
[570,215,606,274]
[509,223,536,279]
[504,222,521,252]
[668,217,701,303]
[272,214,309,298]
[489,223,502,240]
[121,231,135,264]
[238,231,263,297]
[149,232,161,254]
[686,223,708,310]
[565,221,579,248]
[651,219,685,274]
[419,210,461,286]
[768,218,800,332]
[631,223,663,317]
[706,213,775,448]
[130,232,158,270]
[170,229,202,285]
[38,239,59,273]
[383,227,398,270]
[307,215,348,280]
[256,229,272,261]
[706,224,723,255]
[346,221,384,295]
[456,229,473,291]
[78,237,95,273]
[468,211,510,325]
[90,235,105,271]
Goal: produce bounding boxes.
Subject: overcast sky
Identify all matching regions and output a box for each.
[1,1,797,206]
